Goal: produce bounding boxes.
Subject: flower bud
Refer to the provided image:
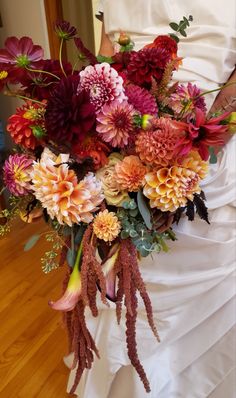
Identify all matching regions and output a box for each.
[118,32,131,46]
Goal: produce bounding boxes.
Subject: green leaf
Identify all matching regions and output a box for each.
[137,191,152,230]
[96,55,114,64]
[183,16,190,26]
[169,33,179,43]
[66,248,75,267]
[179,29,187,37]
[209,147,218,164]
[24,234,40,251]
[169,22,179,31]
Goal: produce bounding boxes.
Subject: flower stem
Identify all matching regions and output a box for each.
[194,80,236,100]
[59,38,67,77]
[75,240,83,271]
[25,66,60,80]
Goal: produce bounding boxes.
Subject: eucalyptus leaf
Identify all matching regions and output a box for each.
[169,22,179,31]
[179,29,187,37]
[209,147,217,164]
[183,16,190,26]
[24,234,40,251]
[169,33,179,43]
[137,191,152,230]
[75,225,86,245]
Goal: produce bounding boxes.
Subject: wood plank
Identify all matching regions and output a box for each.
[0,220,73,397]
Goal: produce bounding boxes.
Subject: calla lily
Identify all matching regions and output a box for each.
[96,243,120,302]
[49,244,82,311]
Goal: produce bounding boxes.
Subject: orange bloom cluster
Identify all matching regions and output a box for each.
[115,155,147,192]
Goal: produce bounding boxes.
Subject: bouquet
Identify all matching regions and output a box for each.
[0,18,235,394]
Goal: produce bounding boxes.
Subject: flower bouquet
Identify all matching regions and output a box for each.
[0,18,235,394]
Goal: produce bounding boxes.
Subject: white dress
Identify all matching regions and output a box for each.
[67,1,236,397]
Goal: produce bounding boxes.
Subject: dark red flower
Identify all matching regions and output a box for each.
[125,84,158,115]
[72,134,110,170]
[45,75,96,145]
[0,67,18,91]
[174,108,231,160]
[54,20,77,40]
[20,59,73,100]
[74,37,97,65]
[127,47,172,88]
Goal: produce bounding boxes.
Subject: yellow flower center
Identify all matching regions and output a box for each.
[14,166,28,183]
[0,71,8,80]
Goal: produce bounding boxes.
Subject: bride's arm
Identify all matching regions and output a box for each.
[98,22,114,56]
[210,68,236,113]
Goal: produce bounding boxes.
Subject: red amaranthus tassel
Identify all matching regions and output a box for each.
[115,238,160,392]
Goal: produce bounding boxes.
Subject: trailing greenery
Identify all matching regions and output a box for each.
[169,15,193,42]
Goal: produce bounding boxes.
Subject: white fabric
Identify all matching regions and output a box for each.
[68,1,236,397]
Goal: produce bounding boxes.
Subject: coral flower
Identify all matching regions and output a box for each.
[96,100,135,147]
[31,148,104,226]
[7,101,46,149]
[93,209,121,242]
[135,118,180,167]
[72,134,110,170]
[115,155,147,192]
[79,62,126,111]
[143,151,208,212]
[174,108,231,160]
[3,154,33,196]
[145,35,178,58]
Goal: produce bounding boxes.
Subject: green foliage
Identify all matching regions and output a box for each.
[96,54,114,64]
[169,15,193,42]
[117,198,176,257]
[41,232,63,274]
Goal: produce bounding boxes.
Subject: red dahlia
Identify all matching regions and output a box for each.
[127,47,172,88]
[125,84,158,115]
[45,75,96,145]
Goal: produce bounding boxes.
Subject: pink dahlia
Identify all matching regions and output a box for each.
[169,83,207,119]
[125,84,158,115]
[96,100,135,147]
[3,154,33,196]
[135,118,180,167]
[31,148,104,226]
[79,62,126,112]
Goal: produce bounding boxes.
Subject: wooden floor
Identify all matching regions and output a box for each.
[0,219,76,398]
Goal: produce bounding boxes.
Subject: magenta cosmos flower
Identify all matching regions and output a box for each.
[3,154,33,196]
[0,37,43,78]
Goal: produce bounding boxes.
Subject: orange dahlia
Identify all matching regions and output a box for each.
[31,148,104,226]
[7,101,46,149]
[115,155,147,192]
[135,118,180,167]
[93,209,121,242]
[143,152,208,212]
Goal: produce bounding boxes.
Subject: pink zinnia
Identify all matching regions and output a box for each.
[79,62,126,111]
[96,100,135,147]
[3,154,33,196]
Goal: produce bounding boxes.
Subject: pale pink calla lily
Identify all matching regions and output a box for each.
[49,245,82,311]
[101,243,120,301]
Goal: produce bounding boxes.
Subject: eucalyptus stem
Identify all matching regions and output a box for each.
[25,66,60,80]
[59,38,67,77]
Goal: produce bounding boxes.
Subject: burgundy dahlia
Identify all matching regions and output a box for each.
[45,75,96,145]
[125,84,158,115]
[127,47,172,88]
